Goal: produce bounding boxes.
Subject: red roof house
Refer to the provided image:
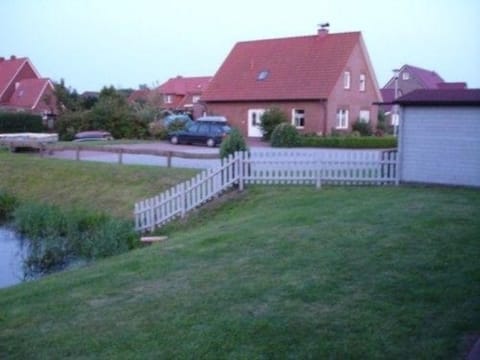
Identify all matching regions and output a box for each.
[0,55,57,117]
[157,76,212,117]
[201,29,382,137]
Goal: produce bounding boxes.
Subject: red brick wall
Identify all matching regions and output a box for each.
[326,41,381,133]
[205,101,327,137]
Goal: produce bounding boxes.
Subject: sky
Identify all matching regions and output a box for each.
[1,0,479,93]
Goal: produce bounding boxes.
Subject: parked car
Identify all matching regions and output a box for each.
[196,115,228,122]
[168,120,231,147]
[73,131,113,142]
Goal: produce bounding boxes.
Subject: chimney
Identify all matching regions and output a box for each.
[317,22,330,37]
[0,57,4,62]
[10,55,16,60]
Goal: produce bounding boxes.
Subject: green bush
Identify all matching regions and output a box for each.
[0,112,44,133]
[271,123,301,147]
[352,120,373,136]
[300,135,397,148]
[220,128,248,158]
[0,190,17,221]
[260,108,288,141]
[148,121,168,140]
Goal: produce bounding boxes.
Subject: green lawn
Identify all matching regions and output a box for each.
[1,181,479,358]
[0,151,197,218]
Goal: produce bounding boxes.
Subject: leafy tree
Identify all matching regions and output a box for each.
[53,79,80,113]
[260,108,288,141]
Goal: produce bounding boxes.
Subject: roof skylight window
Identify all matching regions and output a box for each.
[257,70,269,81]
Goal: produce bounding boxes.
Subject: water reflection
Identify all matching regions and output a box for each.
[0,226,29,288]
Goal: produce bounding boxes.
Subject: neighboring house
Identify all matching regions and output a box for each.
[128,76,212,118]
[0,55,58,121]
[156,76,212,117]
[201,29,382,137]
[396,89,480,187]
[380,64,467,120]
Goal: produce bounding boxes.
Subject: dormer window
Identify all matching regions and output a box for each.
[164,94,172,104]
[257,70,269,81]
[402,72,410,80]
[344,71,351,89]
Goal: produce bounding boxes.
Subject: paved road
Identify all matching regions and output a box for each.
[43,140,385,169]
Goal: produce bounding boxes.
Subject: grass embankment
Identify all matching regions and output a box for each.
[1,183,479,358]
[0,151,197,219]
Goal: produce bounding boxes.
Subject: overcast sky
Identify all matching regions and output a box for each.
[1,0,479,92]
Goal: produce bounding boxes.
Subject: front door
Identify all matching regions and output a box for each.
[248,109,265,137]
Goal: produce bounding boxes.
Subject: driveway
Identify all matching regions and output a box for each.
[43,139,386,169]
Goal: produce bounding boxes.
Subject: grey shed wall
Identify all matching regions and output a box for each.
[399,106,480,187]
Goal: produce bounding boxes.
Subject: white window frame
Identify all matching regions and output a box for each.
[292,109,305,129]
[359,73,366,92]
[402,72,410,80]
[359,110,370,123]
[164,94,173,104]
[344,71,351,89]
[192,95,201,104]
[336,109,349,129]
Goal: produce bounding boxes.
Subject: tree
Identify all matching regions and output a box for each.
[220,128,248,158]
[53,79,80,113]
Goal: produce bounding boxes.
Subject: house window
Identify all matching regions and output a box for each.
[359,73,366,92]
[292,109,305,128]
[359,110,370,123]
[164,94,172,104]
[192,95,201,104]
[336,109,349,129]
[344,71,351,89]
[402,72,410,80]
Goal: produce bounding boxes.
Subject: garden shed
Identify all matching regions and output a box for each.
[396,89,480,187]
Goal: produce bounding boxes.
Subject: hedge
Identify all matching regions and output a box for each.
[299,135,397,149]
[0,112,44,133]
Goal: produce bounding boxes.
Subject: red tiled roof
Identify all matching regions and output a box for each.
[202,32,361,102]
[157,76,212,95]
[8,78,52,110]
[0,57,30,101]
[395,89,480,105]
[128,88,150,103]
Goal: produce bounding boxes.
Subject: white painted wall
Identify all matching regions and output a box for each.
[399,106,480,187]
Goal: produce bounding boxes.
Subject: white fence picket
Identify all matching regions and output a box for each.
[134,149,398,232]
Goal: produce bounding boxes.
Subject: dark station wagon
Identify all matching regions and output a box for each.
[168,118,231,147]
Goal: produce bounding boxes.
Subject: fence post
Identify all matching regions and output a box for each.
[315,157,322,189]
[180,182,186,217]
[237,151,244,191]
[118,148,123,165]
[167,151,172,168]
[76,146,81,161]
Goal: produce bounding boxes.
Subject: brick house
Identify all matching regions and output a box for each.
[201,29,382,137]
[0,55,57,120]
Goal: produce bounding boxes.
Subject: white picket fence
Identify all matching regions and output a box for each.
[134,149,398,232]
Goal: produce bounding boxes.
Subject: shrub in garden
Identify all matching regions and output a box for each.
[352,120,373,136]
[0,112,44,133]
[0,191,17,221]
[148,121,168,139]
[260,108,288,141]
[220,128,247,158]
[13,202,137,273]
[271,123,301,147]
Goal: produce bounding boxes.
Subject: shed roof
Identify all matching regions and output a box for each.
[395,89,480,106]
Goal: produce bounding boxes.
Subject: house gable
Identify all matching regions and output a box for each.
[0,57,40,103]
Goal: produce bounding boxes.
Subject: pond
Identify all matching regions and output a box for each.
[0,226,29,288]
